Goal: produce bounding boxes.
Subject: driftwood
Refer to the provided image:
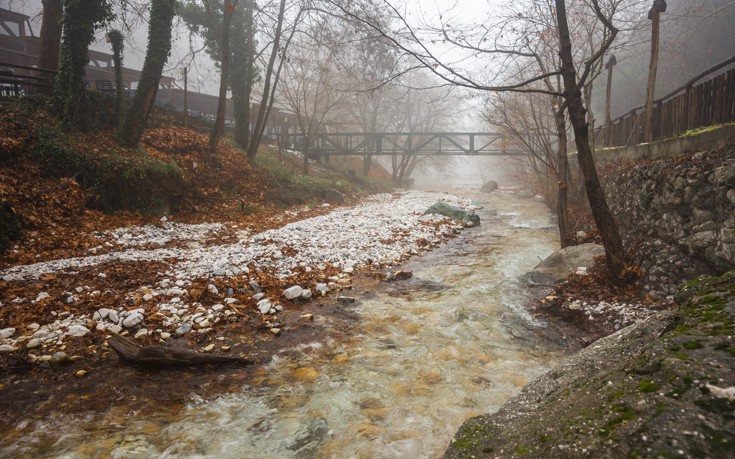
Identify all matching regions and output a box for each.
[108,335,253,367]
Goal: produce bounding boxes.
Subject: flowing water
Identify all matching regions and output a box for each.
[5,189,566,458]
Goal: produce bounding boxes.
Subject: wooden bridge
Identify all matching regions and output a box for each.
[279,132,526,157]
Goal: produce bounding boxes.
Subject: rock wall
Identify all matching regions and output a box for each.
[603,148,735,297]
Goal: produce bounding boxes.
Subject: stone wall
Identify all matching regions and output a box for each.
[602,147,735,297]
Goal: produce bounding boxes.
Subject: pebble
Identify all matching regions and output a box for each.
[0,344,18,353]
[252,293,265,301]
[160,332,171,340]
[108,310,119,324]
[175,323,192,336]
[284,286,304,300]
[301,289,313,300]
[122,313,144,328]
[224,298,238,305]
[67,325,91,337]
[48,352,69,366]
[108,324,123,334]
[134,329,148,339]
[27,338,42,349]
[202,344,215,352]
[0,328,15,339]
[207,284,219,295]
[270,328,281,336]
[258,300,272,314]
[212,304,224,312]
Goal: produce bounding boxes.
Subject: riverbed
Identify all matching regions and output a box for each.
[2,188,566,458]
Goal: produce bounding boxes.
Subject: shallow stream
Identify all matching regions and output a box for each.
[7,189,566,458]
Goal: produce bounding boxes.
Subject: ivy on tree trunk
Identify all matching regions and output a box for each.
[52,0,110,130]
[117,0,176,148]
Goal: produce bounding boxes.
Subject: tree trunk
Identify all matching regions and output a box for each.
[107,30,124,126]
[363,154,372,176]
[209,0,237,157]
[247,0,287,160]
[555,0,626,280]
[109,335,253,367]
[644,9,661,143]
[553,102,572,248]
[52,0,108,130]
[117,0,175,148]
[232,3,254,148]
[37,0,63,94]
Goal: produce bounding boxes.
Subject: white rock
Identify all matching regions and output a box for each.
[207,284,219,295]
[301,289,313,300]
[67,325,91,337]
[98,273,107,278]
[95,308,110,320]
[202,344,215,352]
[160,332,171,340]
[171,297,181,304]
[0,344,18,353]
[35,292,50,302]
[0,328,15,339]
[316,283,329,294]
[283,286,304,300]
[143,293,154,301]
[108,324,123,334]
[108,310,119,324]
[252,293,265,301]
[258,300,272,314]
[122,313,144,328]
[224,298,238,305]
[212,304,224,312]
[134,329,148,339]
[27,338,42,349]
[27,323,40,331]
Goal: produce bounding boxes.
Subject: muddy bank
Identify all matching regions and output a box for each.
[445,270,735,458]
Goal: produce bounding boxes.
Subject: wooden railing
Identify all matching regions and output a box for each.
[596,55,735,147]
[0,62,56,96]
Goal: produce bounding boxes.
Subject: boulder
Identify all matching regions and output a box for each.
[480,180,499,193]
[425,202,480,227]
[529,243,605,282]
[324,188,346,204]
[518,190,534,198]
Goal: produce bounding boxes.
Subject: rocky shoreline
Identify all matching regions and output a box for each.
[445,270,735,458]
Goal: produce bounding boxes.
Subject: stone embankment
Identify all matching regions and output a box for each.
[604,148,735,298]
[445,270,735,458]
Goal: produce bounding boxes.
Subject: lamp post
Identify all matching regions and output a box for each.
[180,67,188,128]
[644,0,666,143]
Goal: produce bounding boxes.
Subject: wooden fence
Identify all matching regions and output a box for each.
[597,56,735,147]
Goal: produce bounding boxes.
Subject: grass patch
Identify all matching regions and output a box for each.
[639,380,661,393]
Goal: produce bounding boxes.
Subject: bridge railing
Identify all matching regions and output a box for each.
[278,132,525,156]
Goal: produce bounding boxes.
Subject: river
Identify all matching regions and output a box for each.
[5,188,566,458]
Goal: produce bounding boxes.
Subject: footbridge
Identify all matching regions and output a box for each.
[279,132,527,157]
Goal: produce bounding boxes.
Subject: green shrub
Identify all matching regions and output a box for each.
[0,202,22,252]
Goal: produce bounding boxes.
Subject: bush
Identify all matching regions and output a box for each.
[0,202,22,252]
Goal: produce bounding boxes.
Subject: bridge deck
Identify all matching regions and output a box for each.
[279,132,526,156]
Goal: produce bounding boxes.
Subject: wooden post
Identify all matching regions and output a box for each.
[644,0,666,143]
[604,55,617,147]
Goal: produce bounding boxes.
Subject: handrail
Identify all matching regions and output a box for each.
[0,61,57,75]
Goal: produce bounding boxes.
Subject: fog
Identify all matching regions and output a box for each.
[4,0,733,188]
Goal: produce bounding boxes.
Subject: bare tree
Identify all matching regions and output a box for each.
[323,0,632,280]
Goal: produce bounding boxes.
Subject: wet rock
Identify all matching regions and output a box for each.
[48,351,70,366]
[425,202,480,227]
[480,180,499,193]
[529,243,605,282]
